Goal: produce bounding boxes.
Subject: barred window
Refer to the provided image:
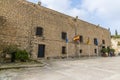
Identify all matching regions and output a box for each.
[80,49,82,53]
[94,49,97,54]
[62,32,67,40]
[36,27,43,36]
[62,46,66,54]
[102,40,105,44]
[79,35,83,43]
[94,38,98,45]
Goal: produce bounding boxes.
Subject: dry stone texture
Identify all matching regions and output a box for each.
[0,0,111,59]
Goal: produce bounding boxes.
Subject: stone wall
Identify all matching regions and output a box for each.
[0,0,111,59]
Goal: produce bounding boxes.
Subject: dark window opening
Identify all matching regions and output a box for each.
[80,49,82,54]
[94,38,98,45]
[94,49,97,54]
[36,27,43,36]
[62,46,66,54]
[62,32,67,40]
[102,40,105,44]
[79,35,83,43]
[102,46,105,48]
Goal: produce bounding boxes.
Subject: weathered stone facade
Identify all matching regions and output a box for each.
[111,38,120,55]
[0,0,111,59]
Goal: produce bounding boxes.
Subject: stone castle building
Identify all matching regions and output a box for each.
[0,0,111,59]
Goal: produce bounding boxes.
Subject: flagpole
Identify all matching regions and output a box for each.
[88,44,90,58]
[66,42,68,59]
[79,42,80,58]
[87,37,90,58]
[97,46,99,57]
[96,39,99,57]
[66,33,69,59]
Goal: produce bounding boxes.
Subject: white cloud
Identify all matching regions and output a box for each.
[38,0,88,19]
[81,0,120,34]
[39,0,72,13]
[82,0,120,20]
[27,0,120,34]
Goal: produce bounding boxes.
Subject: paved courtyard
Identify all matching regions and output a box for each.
[0,57,120,80]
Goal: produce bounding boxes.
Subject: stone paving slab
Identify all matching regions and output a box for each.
[0,57,120,80]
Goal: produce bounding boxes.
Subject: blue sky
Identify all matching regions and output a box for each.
[27,0,120,35]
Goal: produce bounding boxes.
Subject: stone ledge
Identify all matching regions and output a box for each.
[0,62,45,70]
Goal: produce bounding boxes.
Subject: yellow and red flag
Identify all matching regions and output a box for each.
[73,35,80,41]
[86,37,90,44]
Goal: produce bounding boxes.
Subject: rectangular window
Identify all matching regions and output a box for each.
[102,46,105,48]
[36,27,43,36]
[94,38,98,45]
[94,49,97,54]
[62,46,66,54]
[102,40,105,44]
[79,35,83,43]
[80,49,82,54]
[62,32,67,40]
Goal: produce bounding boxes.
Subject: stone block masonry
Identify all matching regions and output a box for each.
[0,0,111,59]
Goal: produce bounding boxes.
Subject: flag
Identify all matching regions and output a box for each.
[73,35,79,41]
[87,37,90,44]
[66,37,68,43]
[95,39,98,46]
[94,38,98,45]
